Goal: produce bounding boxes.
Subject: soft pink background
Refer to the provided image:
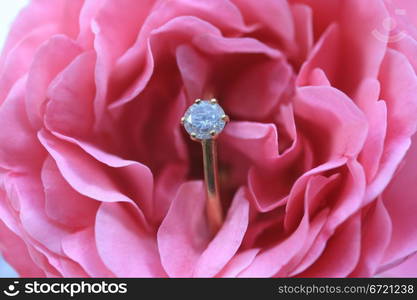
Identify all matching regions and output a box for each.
[0,0,416,277]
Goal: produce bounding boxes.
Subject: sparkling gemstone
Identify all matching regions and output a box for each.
[183,100,226,140]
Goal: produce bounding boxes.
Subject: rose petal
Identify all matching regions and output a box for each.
[3,172,70,255]
[297,0,388,96]
[284,172,341,232]
[238,214,309,277]
[95,202,165,277]
[393,35,417,72]
[287,160,365,275]
[296,23,341,87]
[247,123,306,213]
[222,121,279,163]
[62,227,113,277]
[41,157,98,228]
[382,133,417,265]
[0,77,45,171]
[325,160,366,232]
[176,44,210,100]
[44,51,96,137]
[153,163,187,224]
[217,249,260,277]
[294,86,368,161]
[0,219,44,277]
[0,184,58,276]
[109,0,254,108]
[223,57,294,120]
[157,181,210,277]
[38,130,150,226]
[286,209,329,276]
[290,3,313,64]
[25,246,61,277]
[193,187,250,277]
[77,0,103,48]
[350,199,391,277]
[0,0,84,103]
[356,78,387,183]
[91,0,155,123]
[379,252,417,277]
[307,68,331,86]
[231,0,295,51]
[26,35,82,128]
[300,214,361,277]
[366,49,417,201]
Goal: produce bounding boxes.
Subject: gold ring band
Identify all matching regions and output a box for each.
[202,138,223,234]
[181,98,229,235]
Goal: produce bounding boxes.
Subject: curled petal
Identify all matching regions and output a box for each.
[95,202,165,277]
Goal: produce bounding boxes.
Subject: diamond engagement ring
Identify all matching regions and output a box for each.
[181,98,230,234]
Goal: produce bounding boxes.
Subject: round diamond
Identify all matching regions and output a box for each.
[183,100,226,140]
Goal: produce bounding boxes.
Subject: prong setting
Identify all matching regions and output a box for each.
[182,99,228,140]
[221,115,230,122]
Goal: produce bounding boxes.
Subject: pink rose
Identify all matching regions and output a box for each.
[0,0,417,277]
